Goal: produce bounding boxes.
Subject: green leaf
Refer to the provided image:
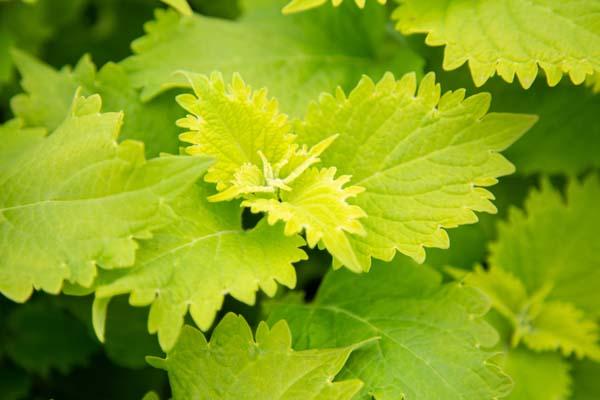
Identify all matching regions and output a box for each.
[0,94,211,302]
[121,0,423,116]
[522,301,599,359]
[177,72,366,271]
[244,167,367,272]
[176,72,297,192]
[461,266,600,359]
[490,176,600,318]
[93,183,307,351]
[3,300,99,376]
[268,257,512,400]
[10,50,185,156]
[393,0,600,88]
[298,72,536,270]
[500,347,572,400]
[571,359,600,400]
[282,0,386,14]
[148,313,365,400]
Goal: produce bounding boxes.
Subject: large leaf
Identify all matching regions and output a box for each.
[147,313,366,400]
[93,184,307,351]
[298,72,536,270]
[0,94,210,302]
[10,50,184,156]
[121,0,423,116]
[268,258,512,400]
[393,0,600,88]
[490,176,600,318]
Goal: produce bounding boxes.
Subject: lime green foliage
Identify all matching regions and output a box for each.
[500,347,572,400]
[0,94,210,302]
[462,266,600,359]
[283,0,386,14]
[178,72,367,271]
[299,72,536,270]
[269,258,511,400]
[93,184,306,351]
[491,176,600,317]
[393,0,600,88]
[148,313,365,399]
[243,168,367,272]
[3,301,99,376]
[10,50,185,156]
[571,359,600,400]
[121,0,423,116]
[454,176,600,398]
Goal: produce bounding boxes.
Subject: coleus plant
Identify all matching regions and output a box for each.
[0,0,599,399]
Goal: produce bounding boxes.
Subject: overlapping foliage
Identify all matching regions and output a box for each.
[0,0,598,399]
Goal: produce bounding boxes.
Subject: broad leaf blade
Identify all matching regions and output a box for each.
[121,1,423,116]
[148,313,365,400]
[0,95,210,302]
[94,184,307,351]
[269,258,512,399]
[299,72,536,270]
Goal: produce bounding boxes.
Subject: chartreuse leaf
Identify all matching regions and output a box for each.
[3,299,99,377]
[458,266,600,359]
[0,94,211,303]
[499,347,572,400]
[243,168,366,272]
[268,258,512,400]
[393,0,600,88]
[148,313,366,400]
[178,72,367,272]
[121,0,423,116]
[298,72,536,270]
[10,49,185,156]
[282,0,386,14]
[491,176,600,318]
[93,183,307,351]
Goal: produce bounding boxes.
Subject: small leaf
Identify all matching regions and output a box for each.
[148,313,365,400]
[244,167,367,272]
